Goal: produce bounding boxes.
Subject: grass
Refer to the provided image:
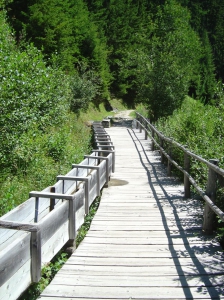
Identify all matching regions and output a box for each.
[0,98,128,217]
[8,98,128,300]
[79,98,128,122]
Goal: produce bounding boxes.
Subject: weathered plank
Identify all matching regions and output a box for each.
[40,285,224,299]
[44,273,224,290]
[39,126,224,300]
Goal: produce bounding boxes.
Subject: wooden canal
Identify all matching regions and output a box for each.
[39,123,224,299]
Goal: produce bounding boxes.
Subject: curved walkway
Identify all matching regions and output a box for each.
[40,126,224,299]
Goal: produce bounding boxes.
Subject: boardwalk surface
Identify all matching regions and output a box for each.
[40,126,224,299]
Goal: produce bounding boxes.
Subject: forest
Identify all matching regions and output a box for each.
[0,0,224,297]
[0,0,224,218]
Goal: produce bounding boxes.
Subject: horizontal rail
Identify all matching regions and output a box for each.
[136,113,224,177]
[135,112,224,231]
[0,121,114,299]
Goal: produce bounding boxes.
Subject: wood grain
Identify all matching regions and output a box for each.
[40,127,224,300]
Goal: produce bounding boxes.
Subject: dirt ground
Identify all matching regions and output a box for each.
[113,109,134,119]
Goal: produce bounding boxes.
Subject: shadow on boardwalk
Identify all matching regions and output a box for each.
[39,125,224,300]
[128,128,224,299]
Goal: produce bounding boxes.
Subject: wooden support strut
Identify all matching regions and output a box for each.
[56,176,90,215]
[203,159,219,234]
[144,122,148,140]
[90,149,115,173]
[0,220,41,283]
[30,191,77,255]
[72,164,101,196]
[151,128,155,151]
[167,143,172,177]
[84,155,110,185]
[160,137,165,164]
[95,144,115,150]
[184,147,191,198]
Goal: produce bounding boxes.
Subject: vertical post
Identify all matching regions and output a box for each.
[139,123,142,133]
[84,179,90,215]
[184,148,191,198]
[151,128,155,151]
[34,197,39,223]
[104,158,109,188]
[31,229,41,282]
[167,143,172,176]
[67,197,76,249]
[144,122,148,140]
[96,168,100,196]
[50,186,55,211]
[112,151,115,173]
[160,137,164,164]
[203,159,219,234]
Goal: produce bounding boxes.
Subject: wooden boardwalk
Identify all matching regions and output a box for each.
[40,126,224,299]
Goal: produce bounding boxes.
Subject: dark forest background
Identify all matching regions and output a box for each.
[1,0,224,217]
[5,0,224,112]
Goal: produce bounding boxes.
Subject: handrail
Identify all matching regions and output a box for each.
[136,113,224,177]
[135,112,224,233]
[0,121,114,300]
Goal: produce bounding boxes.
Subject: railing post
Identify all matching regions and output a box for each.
[49,186,56,211]
[184,148,191,198]
[151,128,155,151]
[203,159,219,234]
[67,197,76,249]
[139,123,142,133]
[167,143,172,176]
[31,229,41,283]
[160,137,164,164]
[144,121,148,140]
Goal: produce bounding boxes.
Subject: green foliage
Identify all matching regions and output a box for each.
[0,14,70,171]
[132,1,201,120]
[156,96,224,208]
[156,97,223,162]
[0,113,92,217]
[196,30,216,103]
[70,66,100,113]
[6,0,111,96]
[156,95,224,240]
[180,0,224,81]
[135,103,149,119]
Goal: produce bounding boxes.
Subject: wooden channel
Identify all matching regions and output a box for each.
[39,126,224,300]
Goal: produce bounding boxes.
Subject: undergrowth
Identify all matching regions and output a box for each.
[0,98,125,217]
[8,98,126,300]
[155,96,224,241]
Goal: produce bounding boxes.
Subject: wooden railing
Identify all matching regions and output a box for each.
[0,122,115,300]
[135,112,224,234]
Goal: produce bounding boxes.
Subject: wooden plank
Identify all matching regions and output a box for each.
[0,232,30,286]
[69,246,223,259]
[77,242,222,253]
[41,220,69,264]
[39,201,69,244]
[85,231,203,239]
[89,225,204,231]
[66,256,224,269]
[39,126,224,300]
[45,273,224,288]
[79,237,219,246]
[40,284,224,299]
